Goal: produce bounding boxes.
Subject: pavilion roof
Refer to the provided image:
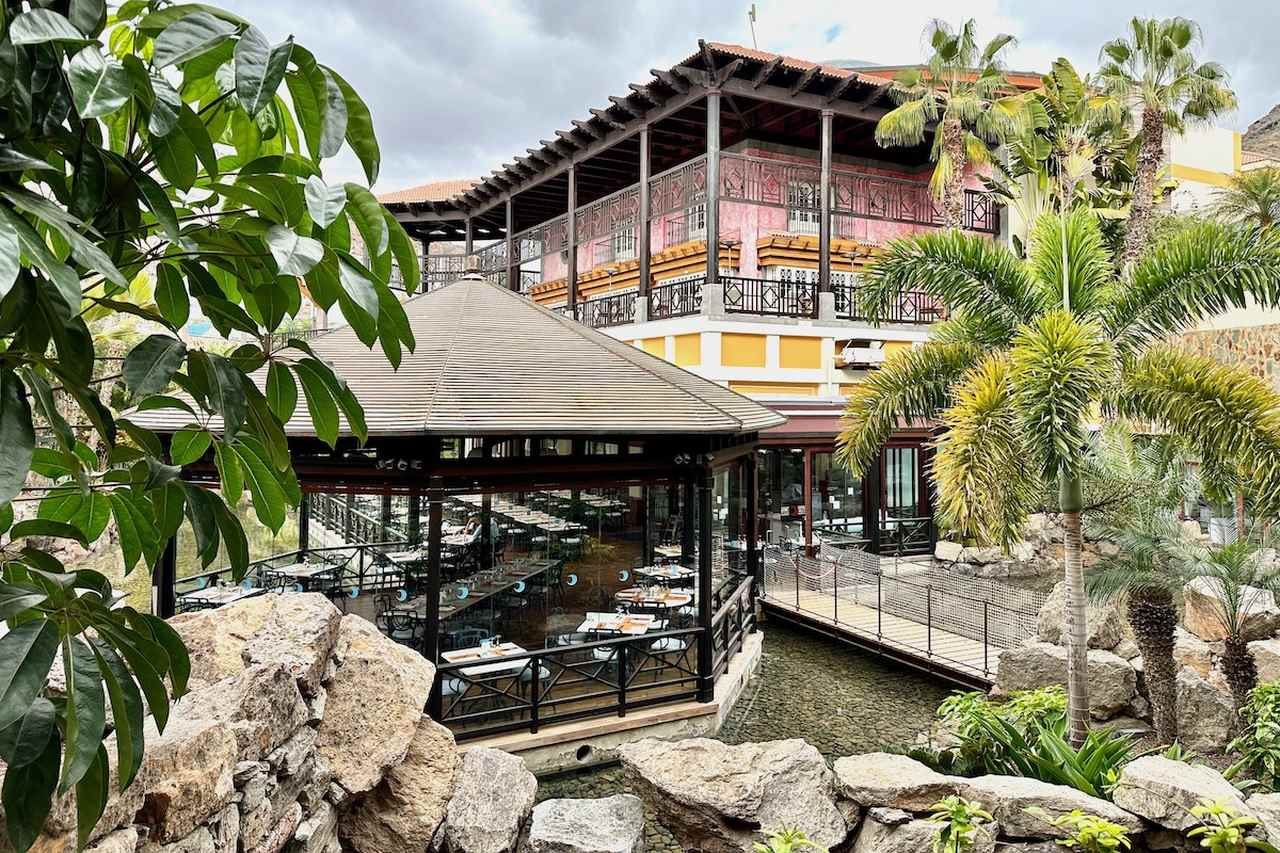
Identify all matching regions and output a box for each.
[140,275,784,439]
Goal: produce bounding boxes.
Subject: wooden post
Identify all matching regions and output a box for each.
[697,468,714,702]
[705,90,722,285]
[504,198,516,290]
[638,126,651,297]
[819,108,833,293]
[567,162,578,312]
[152,536,177,619]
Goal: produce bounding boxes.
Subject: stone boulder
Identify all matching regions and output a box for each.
[523,795,645,853]
[832,753,962,812]
[994,643,1136,718]
[171,663,308,762]
[850,812,993,853]
[168,592,341,694]
[959,775,1143,839]
[618,737,848,853]
[1035,581,1127,650]
[1112,756,1250,831]
[1175,667,1236,753]
[1183,576,1280,642]
[1173,629,1214,678]
[439,747,537,853]
[316,614,436,794]
[1247,793,1280,844]
[342,716,459,853]
[1251,638,1280,684]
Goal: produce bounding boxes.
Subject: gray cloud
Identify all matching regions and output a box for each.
[219,0,1279,193]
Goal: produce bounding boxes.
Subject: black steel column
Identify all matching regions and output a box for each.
[343,492,353,542]
[706,90,721,285]
[425,480,443,663]
[696,469,714,702]
[745,454,759,589]
[298,492,311,554]
[641,485,652,567]
[407,491,421,546]
[638,126,651,298]
[567,162,578,312]
[680,481,696,568]
[819,108,833,293]
[865,452,882,555]
[152,536,177,618]
[504,198,516,290]
[464,216,474,258]
[380,493,392,541]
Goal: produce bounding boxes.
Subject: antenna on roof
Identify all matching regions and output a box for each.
[747,4,758,49]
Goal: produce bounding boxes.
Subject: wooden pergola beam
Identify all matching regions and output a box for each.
[789,66,820,96]
[825,74,859,104]
[751,56,783,89]
[607,95,640,117]
[651,68,689,93]
[571,119,603,140]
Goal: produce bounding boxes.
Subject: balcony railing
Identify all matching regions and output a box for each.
[722,275,818,319]
[575,290,637,329]
[422,254,467,291]
[648,277,704,320]
[835,282,947,325]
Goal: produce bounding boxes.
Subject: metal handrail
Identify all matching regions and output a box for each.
[575,290,637,328]
[648,277,704,320]
[721,275,818,319]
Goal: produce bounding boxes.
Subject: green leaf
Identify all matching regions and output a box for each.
[211,496,249,579]
[69,0,107,36]
[0,214,15,300]
[385,211,421,295]
[123,335,187,397]
[179,483,220,567]
[21,368,73,452]
[132,167,181,242]
[134,614,190,698]
[151,116,197,189]
[1,728,59,853]
[292,360,339,446]
[60,637,106,793]
[213,439,243,505]
[344,183,388,257]
[304,176,345,228]
[171,426,211,465]
[108,493,142,573]
[68,47,131,119]
[0,504,12,537]
[0,147,57,174]
[9,9,89,44]
[206,353,248,435]
[92,622,170,734]
[0,370,35,507]
[0,189,127,290]
[265,224,324,276]
[234,26,292,117]
[151,483,185,543]
[148,76,183,137]
[74,743,110,849]
[90,640,144,788]
[155,264,191,328]
[231,439,287,532]
[0,584,46,621]
[177,104,219,180]
[0,621,59,732]
[265,361,297,422]
[152,11,237,68]
[11,519,89,545]
[307,357,369,444]
[0,206,82,314]
[328,68,379,183]
[335,251,380,324]
[0,698,55,769]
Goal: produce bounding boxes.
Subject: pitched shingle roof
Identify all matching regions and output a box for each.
[135,276,784,438]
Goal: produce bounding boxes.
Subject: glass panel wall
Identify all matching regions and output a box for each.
[756,447,806,549]
[810,451,866,546]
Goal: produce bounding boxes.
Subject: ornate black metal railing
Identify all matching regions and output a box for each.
[648,277,704,320]
[830,170,999,234]
[833,281,947,325]
[310,492,404,544]
[422,254,467,290]
[267,328,325,350]
[575,290,637,329]
[722,275,818,319]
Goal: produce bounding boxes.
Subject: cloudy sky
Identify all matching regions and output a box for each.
[222,0,1278,194]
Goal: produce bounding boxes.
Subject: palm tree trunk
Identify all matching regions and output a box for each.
[1222,636,1258,718]
[1121,106,1165,268]
[1061,475,1090,747]
[1126,587,1178,743]
[1236,491,1247,541]
[941,117,967,229]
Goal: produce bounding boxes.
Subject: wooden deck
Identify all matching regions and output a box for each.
[762,586,1003,689]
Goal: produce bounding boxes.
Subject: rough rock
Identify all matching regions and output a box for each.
[1175,667,1236,753]
[86,827,139,853]
[1114,639,1141,661]
[248,800,302,853]
[1036,581,1127,650]
[209,804,240,851]
[140,826,215,853]
[440,747,537,853]
[1247,793,1280,844]
[168,594,277,688]
[1112,756,1250,831]
[241,593,342,696]
[1183,576,1280,642]
[960,775,1143,839]
[832,753,961,812]
[342,716,459,853]
[172,664,308,762]
[619,737,848,853]
[524,795,646,853]
[1173,629,1214,678]
[294,801,339,853]
[316,614,436,794]
[1251,638,1280,684]
[850,814,993,853]
[994,643,1136,718]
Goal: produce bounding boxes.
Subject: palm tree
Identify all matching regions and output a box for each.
[1097,17,1238,267]
[875,19,1022,228]
[1214,168,1280,232]
[836,211,1280,745]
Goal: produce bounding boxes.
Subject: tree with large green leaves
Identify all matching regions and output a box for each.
[1097,16,1238,267]
[0,1,418,849]
[873,18,1022,229]
[836,209,1280,746]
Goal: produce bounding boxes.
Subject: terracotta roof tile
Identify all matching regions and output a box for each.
[377,179,477,204]
[697,41,895,85]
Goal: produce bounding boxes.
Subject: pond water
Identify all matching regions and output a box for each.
[537,619,953,850]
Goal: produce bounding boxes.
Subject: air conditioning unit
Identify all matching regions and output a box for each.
[838,345,887,368]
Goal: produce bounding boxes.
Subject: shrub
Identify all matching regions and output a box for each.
[976,714,1139,799]
[1186,799,1280,852]
[928,796,994,853]
[1026,808,1131,852]
[1227,682,1280,792]
[754,826,825,853]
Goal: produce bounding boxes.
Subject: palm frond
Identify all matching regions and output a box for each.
[1026,209,1116,315]
[875,99,930,148]
[835,340,983,475]
[1212,168,1280,231]
[933,353,1041,549]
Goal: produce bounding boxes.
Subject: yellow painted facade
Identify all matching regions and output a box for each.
[1170,163,1233,188]
[728,381,820,397]
[883,341,914,358]
[640,337,664,357]
[778,336,822,369]
[673,333,701,366]
[721,333,766,368]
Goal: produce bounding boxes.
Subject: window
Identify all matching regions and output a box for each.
[787,180,820,235]
[686,203,706,240]
[610,218,637,262]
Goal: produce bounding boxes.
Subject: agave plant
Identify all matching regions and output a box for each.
[837,209,1280,745]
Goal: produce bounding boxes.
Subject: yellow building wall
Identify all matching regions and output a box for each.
[721,333,766,368]
[778,336,822,369]
[639,337,664,357]
[883,341,914,359]
[729,381,820,397]
[673,334,701,366]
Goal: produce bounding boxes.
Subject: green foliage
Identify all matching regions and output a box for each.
[0,1,414,849]
[1187,799,1280,853]
[1213,168,1280,232]
[753,826,825,853]
[1029,808,1131,852]
[1227,682,1280,791]
[928,796,994,853]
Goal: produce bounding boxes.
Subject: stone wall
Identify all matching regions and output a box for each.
[1178,323,1280,392]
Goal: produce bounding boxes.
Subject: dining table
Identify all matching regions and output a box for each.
[652,544,684,559]
[181,584,265,609]
[635,565,696,583]
[576,611,657,636]
[441,642,530,677]
[614,587,694,608]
